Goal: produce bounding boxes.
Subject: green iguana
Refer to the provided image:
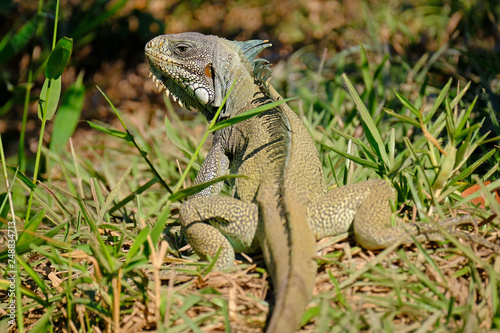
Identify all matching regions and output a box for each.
[144,32,474,332]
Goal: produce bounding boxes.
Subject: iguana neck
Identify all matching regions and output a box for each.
[224,77,265,118]
[212,40,269,121]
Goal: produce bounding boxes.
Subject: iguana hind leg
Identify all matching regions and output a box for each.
[179,196,259,270]
[307,180,391,242]
[307,179,461,249]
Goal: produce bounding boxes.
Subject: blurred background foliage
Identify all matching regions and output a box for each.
[1,1,499,331]
[0,0,499,168]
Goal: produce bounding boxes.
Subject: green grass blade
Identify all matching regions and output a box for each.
[449,149,496,185]
[328,126,376,159]
[449,81,470,111]
[109,177,158,214]
[0,15,38,64]
[360,43,373,93]
[454,95,477,137]
[151,204,170,244]
[169,174,244,202]
[209,97,296,132]
[16,254,49,295]
[0,279,48,307]
[125,226,150,264]
[384,108,421,127]
[28,305,55,333]
[87,121,132,141]
[394,90,422,121]
[99,165,131,220]
[319,142,379,169]
[342,73,390,170]
[424,79,451,123]
[6,166,35,189]
[17,209,44,244]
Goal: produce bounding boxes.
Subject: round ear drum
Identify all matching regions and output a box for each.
[205,64,213,78]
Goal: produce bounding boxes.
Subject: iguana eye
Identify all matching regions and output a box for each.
[176,45,189,53]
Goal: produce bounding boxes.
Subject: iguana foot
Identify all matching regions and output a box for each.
[179,196,259,270]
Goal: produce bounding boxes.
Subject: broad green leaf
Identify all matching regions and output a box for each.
[37,77,62,120]
[45,37,73,79]
[87,121,132,141]
[50,72,85,153]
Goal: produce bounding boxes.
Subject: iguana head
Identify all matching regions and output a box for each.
[145,32,271,119]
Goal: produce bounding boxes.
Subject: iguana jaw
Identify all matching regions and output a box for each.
[145,33,217,115]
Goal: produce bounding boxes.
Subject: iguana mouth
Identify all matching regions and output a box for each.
[146,58,212,111]
[148,70,185,108]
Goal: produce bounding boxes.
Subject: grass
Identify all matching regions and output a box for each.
[1,0,500,332]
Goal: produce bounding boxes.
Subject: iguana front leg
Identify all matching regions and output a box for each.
[180,196,259,270]
[179,132,260,270]
[191,134,230,198]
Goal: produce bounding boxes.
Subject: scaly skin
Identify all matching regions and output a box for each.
[144,32,472,332]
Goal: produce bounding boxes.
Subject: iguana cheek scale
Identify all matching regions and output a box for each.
[145,32,469,333]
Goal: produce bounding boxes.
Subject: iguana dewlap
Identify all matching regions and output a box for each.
[145,32,460,333]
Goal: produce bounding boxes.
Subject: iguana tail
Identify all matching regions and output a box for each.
[256,99,317,333]
[260,193,317,333]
